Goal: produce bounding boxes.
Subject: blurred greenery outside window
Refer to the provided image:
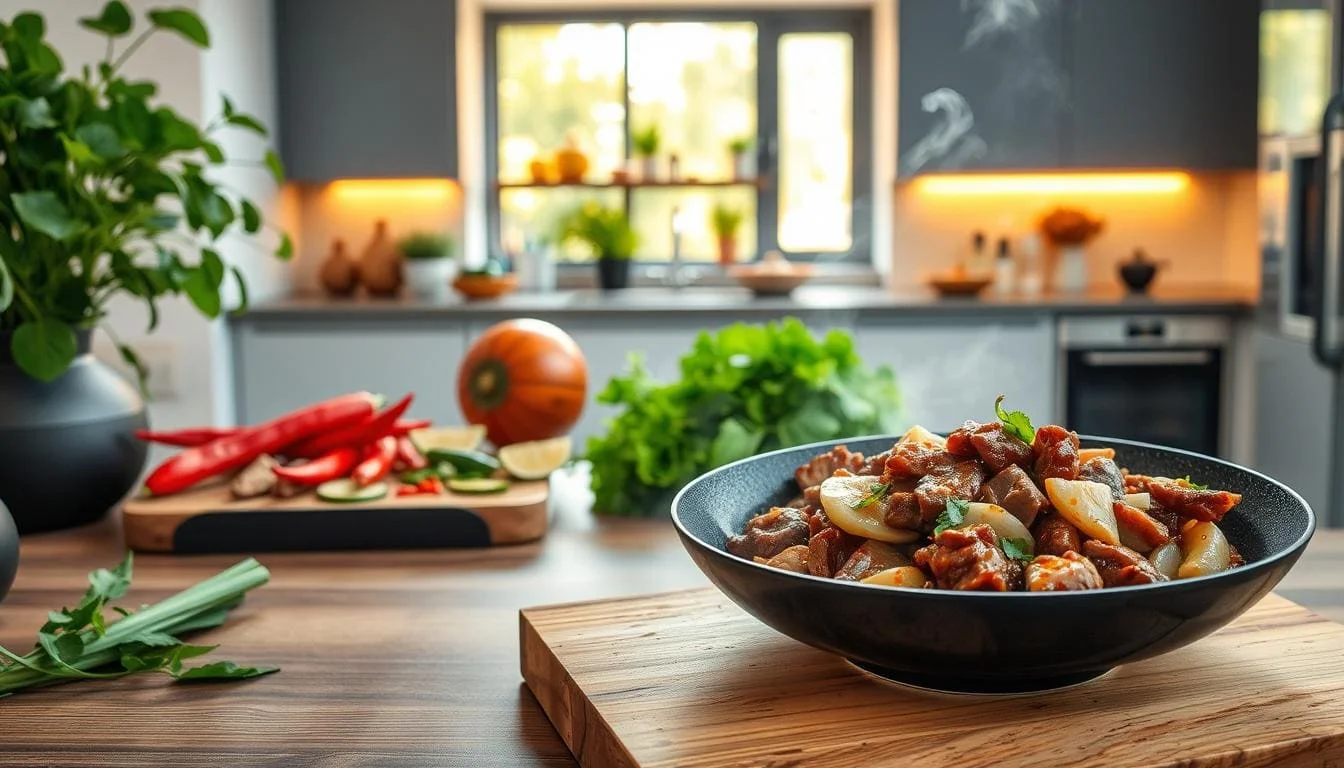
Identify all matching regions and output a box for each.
[488,12,871,264]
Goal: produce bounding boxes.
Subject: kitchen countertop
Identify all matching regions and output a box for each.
[235,284,1257,323]
[0,468,1338,767]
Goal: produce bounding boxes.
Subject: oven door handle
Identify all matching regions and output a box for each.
[1081,351,1213,367]
[1314,96,1344,367]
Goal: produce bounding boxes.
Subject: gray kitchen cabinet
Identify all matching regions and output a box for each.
[233,321,469,426]
[1067,0,1258,169]
[275,0,457,180]
[853,318,1056,433]
[897,0,1067,176]
[1252,328,1334,521]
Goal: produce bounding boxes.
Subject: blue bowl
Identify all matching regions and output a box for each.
[671,436,1315,693]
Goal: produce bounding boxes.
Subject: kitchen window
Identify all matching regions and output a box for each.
[485,10,873,265]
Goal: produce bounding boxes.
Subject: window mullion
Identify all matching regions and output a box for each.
[756,17,781,261]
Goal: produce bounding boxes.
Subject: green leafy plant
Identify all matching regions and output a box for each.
[0,552,275,697]
[0,2,289,384]
[558,201,639,261]
[994,395,1036,445]
[710,204,744,239]
[397,232,453,261]
[631,125,661,157]
[587,319,904,515]
[727,135,753,155]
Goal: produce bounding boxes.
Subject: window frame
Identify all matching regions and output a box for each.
[483,8,874,266]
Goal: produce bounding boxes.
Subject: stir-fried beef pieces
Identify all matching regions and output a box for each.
[914,461,987,522]
[877,478,922,530]
[1032,425,1080,481]
[1025,551,1104,592]
[795,445,865,489]
[913,524,1023,591]
[1113,502,1171,550]
[834,541,912,581]
[1032,511,1083,557]
[1146,479,1243,522]
[882,442,961,480]
[756,545,810,573]
[808,527,864,578]
[1082,540,1168,587]
[726,507,811,560]
[1077,457,1126,500]
[948,421,1033,473]
[977,465,1049,527]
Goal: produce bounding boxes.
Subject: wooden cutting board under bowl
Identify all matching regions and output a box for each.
[520,588,1344,768]
[123,480,548,554]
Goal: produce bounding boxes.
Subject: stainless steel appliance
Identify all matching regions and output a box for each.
[1060,316,1231,458]
[1256,0,1344,526]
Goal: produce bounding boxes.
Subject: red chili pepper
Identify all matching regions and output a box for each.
[272,447,361,486]
[390,419,431,437]
[396,485,423,497]
[417,476,444,495]
[352,436,398,487]
[144,393,379,496]
[395,437,428,471]
[134,426,243,447]
[286,394,414,458]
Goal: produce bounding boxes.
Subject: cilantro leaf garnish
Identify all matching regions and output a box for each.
[934,498,969,535]
[994,394,1036,446]
[855,482,889,509]
[1000,537,1033,563]
[1181,475,1209,491]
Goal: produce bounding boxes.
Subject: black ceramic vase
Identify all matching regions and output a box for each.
[596,257,630,290]
[0,331,148,533]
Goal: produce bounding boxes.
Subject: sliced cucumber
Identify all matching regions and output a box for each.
[316,478,389,503]
[448,477,509,494]
[426,448,500,479]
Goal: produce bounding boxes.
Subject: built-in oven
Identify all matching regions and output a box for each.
[1261,135,1324,340]
[1059,316,1231,457]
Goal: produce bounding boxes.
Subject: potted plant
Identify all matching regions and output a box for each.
[0,3,289,532]
[728,136,754,181]
[711,204,745,266]
[631,125,661,182]
[560,202,639,290]
[398,232,455,298]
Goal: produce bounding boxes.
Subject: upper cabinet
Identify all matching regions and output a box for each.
[897,0,1258,176]
[276,0,458,181]
[1068,0,1258,169]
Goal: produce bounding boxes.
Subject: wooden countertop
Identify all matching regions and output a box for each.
[0,468,1338,767]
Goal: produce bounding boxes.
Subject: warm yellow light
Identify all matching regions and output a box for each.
[327,179,458,202]
[913,172,1192,196]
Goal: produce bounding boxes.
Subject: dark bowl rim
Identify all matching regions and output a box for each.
[670,433,1317,599]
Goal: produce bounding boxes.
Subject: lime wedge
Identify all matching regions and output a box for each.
[410,425,486,454]
[498,437,572,480]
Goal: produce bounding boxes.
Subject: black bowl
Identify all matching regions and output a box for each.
[671,435,1315,694]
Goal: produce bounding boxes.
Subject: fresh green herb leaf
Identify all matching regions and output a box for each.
[264,149,286,185]
[147,8,210,47]
[400,467,440,485]
[855,482,890,509]
[934,498,970,535]
[994,394,1036,446]
[1000,537,1033,563]
[85,551,133,601]
[12,191,86,241]
[1181,475,1209,491]
[10,319,78,382]
[79,1,133,36]
[170,661,278,681]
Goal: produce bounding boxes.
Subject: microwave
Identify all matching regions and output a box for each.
[1260,135,1324,340]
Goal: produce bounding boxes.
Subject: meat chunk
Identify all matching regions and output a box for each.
[977,465,1049,528]
[883,441,960,480]
[1077,457,1126,500]
[1083,540,1169,587]
[913,524,1023,591]
[949,421,1033,473]
[1032,511,1083,557]
[1026,552,1104,592]
[795,445,865,490]
[1146,479,1242,522]
[755,544,810,574]
[1113,502,1171,551]
[914,461,987,522]
[859,450,892,475]
[944,421,983,458]
[727,507,810,560]
[835,541,912,581]
[1032,424,1080,482]
[877,477,923,532]
[808,526,863,578]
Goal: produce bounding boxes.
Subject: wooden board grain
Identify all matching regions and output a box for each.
[124,479,548,553]
[520,588,1344,768]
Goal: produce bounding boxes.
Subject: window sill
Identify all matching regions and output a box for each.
[553,262,882,290]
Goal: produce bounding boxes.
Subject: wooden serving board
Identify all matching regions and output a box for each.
[123,479,548,553]
[520,588,1344,768]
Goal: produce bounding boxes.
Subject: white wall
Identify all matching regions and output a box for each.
[14,0,285,443]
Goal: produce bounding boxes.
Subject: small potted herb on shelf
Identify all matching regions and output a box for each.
[398,232,455,298]
[631,125,661,182]
[728,136,754,181]
[453,258,517,301]
[711,204,745,266]
[560,202,639,291]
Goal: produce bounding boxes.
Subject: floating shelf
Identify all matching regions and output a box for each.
[496,179,765,190]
